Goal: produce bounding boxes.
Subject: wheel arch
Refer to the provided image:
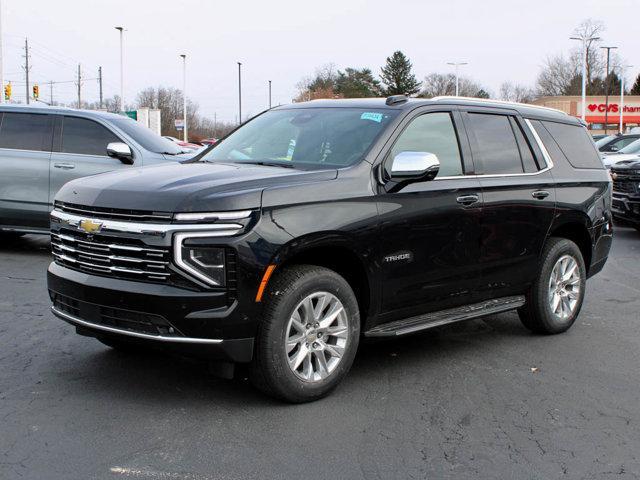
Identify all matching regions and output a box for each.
[547,216,593,274]
[271,233,375,328]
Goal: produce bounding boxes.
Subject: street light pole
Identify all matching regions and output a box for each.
[180,54,187,142]
[268,80,272,109]
[601,46,618,135]
[446,61,468,96]
[620,64,632,134]
[115,27,125,112]
[237,62,242,124]
[570,35,600,123]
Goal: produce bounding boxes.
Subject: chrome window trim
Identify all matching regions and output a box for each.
[51,210,243,236]
[173,232,228,287]
[51,306,223,344]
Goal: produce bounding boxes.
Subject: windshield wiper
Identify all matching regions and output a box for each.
[237,161,295,168]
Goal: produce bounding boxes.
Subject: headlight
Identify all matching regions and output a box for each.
[174,233,226,286]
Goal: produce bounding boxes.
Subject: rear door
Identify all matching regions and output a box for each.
[0,112,54,230]
[461,108,556,299]
[49,115,134,204]
[377,107,484,322]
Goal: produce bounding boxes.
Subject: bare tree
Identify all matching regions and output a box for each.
[295,64,340,101]
[536,54,578,96]
[420,73,488,98]
[499,82,537,103]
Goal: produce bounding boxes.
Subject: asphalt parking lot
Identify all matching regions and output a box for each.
[1,228,639,480]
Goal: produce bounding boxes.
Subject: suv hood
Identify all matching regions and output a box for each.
[611,159,640,173]
[602,153,640,168]
[55,162,337,213]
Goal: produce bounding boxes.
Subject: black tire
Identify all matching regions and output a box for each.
[518,238,587,334]
[250,265,360,403]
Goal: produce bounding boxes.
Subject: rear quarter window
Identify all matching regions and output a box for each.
[540,121,603,169]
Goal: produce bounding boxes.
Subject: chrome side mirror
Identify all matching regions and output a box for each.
[107,142,134,164]
[390,151,440,180]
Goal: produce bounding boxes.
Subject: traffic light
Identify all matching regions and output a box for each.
[33,84,39,100]
[4,82,11,101]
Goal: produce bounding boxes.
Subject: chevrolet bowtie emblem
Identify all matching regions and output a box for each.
[78,219,103,234]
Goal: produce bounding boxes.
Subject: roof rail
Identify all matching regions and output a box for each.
[431,96,567,115]
[385,95,408,106]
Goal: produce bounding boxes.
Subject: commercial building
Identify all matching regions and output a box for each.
[532,95,640,134]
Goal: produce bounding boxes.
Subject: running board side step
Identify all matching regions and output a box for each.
[364,296,526,337]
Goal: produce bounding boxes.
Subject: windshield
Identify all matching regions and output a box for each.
[595,135,616,148]
[201,108,398,169]
[110,116,183,155]
[619,139,640,154]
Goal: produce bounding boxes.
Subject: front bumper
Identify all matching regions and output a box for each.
[47,262,256,362]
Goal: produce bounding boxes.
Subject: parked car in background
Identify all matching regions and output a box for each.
[595,133,640,153]
[591,134,608,141]
[0,105,191,237]
[601,138,640,168]
[163,136,202,152]
[611,159,640,231]
[47,96,612,402]
[200,138,219,145]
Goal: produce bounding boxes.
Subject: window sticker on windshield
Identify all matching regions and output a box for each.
[361,112,383,123]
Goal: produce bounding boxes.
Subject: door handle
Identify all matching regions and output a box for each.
[54,162,75,170]
[532,190,550,199]
[456,194,480,206]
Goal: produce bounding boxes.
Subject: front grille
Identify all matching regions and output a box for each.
[51,230,172,284]
[54,201,173,223]
[51,293,181,336]
[613,180,637,194]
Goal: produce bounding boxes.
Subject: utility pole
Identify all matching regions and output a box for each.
[237,62,242,125]
[268,80,272,108]
[76,64,82,109]
[23,38,30,104]
[115,26,125,111]
[180,54,187,142]
[98,66,103,109]
[214,112,217,137]
[446,61,468,96]
[0,0,4,104]
[49,81,53,105]
[601,45,617,135]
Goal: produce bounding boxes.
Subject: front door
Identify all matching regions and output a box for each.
[49,115,133,205]
[377,108,483,324]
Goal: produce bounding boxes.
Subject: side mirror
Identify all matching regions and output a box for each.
[107,142,134,164]
[386,151,440,192]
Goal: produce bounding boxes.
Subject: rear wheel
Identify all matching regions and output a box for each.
[251,265,360,403]
[518,238,586,334]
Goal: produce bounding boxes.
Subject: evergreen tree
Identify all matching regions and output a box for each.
[380,51,421,96]
[629,73,640,95]
[475,89,490,99]
[334,68,382,98]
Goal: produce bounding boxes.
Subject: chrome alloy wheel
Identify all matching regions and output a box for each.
[285,292,349,382]
[548,254,581,320]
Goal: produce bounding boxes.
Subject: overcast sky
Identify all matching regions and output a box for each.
[3,0,638,123]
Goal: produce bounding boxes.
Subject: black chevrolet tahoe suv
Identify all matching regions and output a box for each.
[47,96,613,402]
[611,159,640,231]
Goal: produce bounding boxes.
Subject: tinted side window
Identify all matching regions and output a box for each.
[62,117,120,156]
[0,113,53,151]
[609,137,637,151]
[466,113,523,174]
[388,112,463,177]
[510,118,539,173]
[541,121,603,169]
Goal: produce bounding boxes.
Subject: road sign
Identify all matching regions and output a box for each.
[125,110,137,120]
[175,119,185,131]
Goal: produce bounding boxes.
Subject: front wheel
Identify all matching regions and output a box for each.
[518,238,587,334]
[250,265,360,403]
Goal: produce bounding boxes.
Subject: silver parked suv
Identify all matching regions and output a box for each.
[0,105,189,237]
